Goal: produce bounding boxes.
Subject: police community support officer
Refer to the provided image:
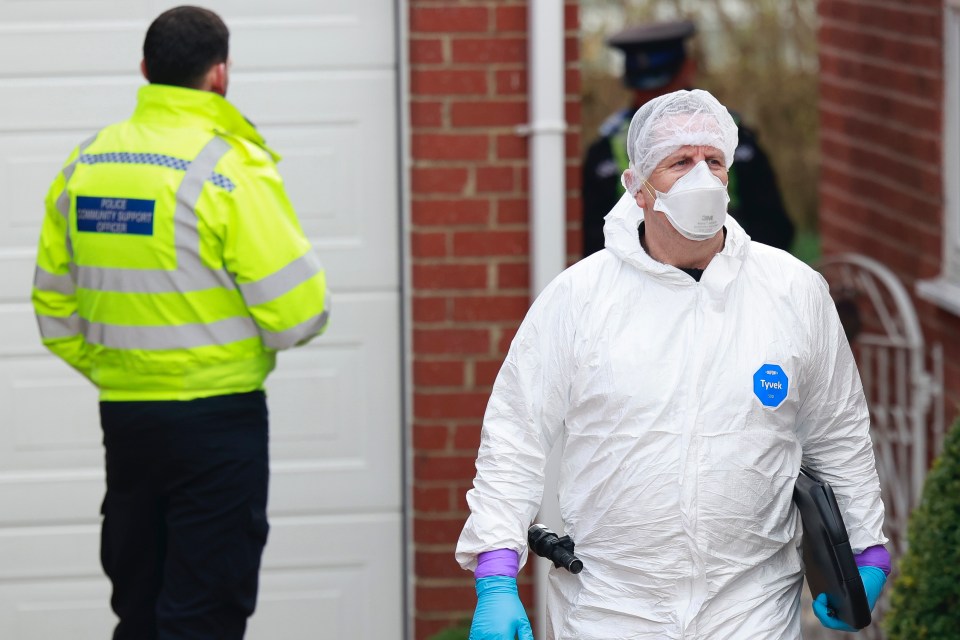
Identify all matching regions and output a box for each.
[582,20,795,257]
[31,7,330,638]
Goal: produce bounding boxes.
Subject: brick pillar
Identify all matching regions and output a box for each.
[817,0,960,419]
[408,1,581,637]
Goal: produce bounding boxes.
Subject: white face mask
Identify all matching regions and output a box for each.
[646,160,729,241]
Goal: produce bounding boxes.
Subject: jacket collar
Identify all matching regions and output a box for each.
[132,84,280,161]
[602,192,749,294]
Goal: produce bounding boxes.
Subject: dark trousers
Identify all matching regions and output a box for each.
[100,391,270,640]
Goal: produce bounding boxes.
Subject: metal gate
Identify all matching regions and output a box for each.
[809,253,944,638]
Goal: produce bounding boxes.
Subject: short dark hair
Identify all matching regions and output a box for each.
[143,6,229,89]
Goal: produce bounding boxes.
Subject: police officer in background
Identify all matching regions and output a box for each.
[582,19,795,257]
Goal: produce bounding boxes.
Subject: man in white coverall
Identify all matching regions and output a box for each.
[456,90,890,639]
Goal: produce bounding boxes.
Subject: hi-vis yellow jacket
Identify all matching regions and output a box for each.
[32,84,331,401]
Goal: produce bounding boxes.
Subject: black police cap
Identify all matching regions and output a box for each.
[606,20,696,90]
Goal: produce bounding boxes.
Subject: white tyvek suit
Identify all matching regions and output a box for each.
[456,195,887,639]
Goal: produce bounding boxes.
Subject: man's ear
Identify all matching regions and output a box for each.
[634,188,646,212]
[208,62,228,96]
[635,180,654,212]
[140,60,150,82]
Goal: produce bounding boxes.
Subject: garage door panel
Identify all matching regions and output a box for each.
[0,353,101,474]
[0,525,100,581]
[250,515,403,640]
[0,0,135,23]
[266,292,401,512]
[0,0,393,75]
[230,6,396,71]
[267,292,400,455]
[0,0,402,636]
[0,256,38,305]
[269,463,402,515]
[259,125,367,239]
[0,78,138,134]
[232,72,399,292]
[0,515,401,639]
[254,122,400,292]
[0,474,102,527]
[0,306,48,355]
[0,579,114,639]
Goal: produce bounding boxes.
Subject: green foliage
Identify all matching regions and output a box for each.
[885,418,960,639]
[790,229,820,266]
[426,622,471,640]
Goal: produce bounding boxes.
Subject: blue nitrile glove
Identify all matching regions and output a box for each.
[469,575,534,640]
[813,566,887,632]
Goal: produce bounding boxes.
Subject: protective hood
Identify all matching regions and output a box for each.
[457,194,886,638]
[603,192,749,293]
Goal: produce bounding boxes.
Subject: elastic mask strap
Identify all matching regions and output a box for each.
[642,180,661,202]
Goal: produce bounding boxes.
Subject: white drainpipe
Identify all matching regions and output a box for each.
[521,1,567,637]
[525,1,568,298]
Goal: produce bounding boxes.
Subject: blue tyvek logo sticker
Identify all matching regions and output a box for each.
[76,197,155,236]
[754,364,788,408]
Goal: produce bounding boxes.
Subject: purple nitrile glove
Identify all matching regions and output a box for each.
[475,549,519,579]
[854,544,891,576]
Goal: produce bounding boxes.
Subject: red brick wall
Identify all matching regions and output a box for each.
[818,0,960,421]
[408,2,581,637]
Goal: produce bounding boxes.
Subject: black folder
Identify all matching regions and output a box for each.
[793,466,872,629]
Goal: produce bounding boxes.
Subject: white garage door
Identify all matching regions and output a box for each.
[0,1,403,638]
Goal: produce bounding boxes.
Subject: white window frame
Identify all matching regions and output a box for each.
[917,0,960,314]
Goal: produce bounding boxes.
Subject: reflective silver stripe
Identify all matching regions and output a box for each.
[34,265,76,296]
[55,134,98,219]
[171,137,232,285]
[83,315,258,350]
[37,313,82,339]
[239,252,323,307]
[55,190,71,219]
[60,135,98,260]
[75,137,235,294]
[261,309,330,350]
[76,266,233,294]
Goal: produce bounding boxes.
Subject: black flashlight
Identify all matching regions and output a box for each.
[527,523,583,574]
